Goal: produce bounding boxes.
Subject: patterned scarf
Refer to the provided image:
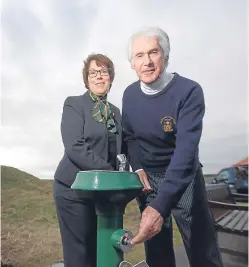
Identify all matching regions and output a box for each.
[89,91,118,134]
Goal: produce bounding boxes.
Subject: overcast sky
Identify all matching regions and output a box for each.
[1,0,248,178]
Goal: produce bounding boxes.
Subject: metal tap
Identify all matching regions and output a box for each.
[117,154,127,172]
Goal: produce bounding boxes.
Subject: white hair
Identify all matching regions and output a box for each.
[127,27,170,62]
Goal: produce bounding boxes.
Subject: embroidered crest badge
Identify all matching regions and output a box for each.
[160,116,176,132]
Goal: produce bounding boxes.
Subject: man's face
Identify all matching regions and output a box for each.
[131,36,164,84]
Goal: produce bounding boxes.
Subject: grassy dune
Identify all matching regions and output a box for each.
[1,166,62,267]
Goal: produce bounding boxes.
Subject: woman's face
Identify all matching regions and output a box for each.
[88,60,111,96]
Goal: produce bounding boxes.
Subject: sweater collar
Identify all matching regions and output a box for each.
[140,69,174,95]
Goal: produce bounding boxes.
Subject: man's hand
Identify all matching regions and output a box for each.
[136,170,152,192]
[130,206,163,246]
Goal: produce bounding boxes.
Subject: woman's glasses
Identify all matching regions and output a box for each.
[88,68,110,78]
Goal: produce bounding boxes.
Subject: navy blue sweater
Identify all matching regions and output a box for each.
[122,73,205,217]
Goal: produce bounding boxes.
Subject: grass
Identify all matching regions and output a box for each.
[1,166,183,266]
[1,166,62,267]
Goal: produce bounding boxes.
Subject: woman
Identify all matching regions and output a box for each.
[53,53,123,267]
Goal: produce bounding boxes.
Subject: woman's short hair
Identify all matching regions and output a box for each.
[127,27,170,62]
[82,53,115,89]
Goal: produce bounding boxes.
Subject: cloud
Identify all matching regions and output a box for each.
[1,0,247,178]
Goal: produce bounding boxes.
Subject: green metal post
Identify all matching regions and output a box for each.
[96,202,125,267]
[71,171,143,267]
[97,215,123,267]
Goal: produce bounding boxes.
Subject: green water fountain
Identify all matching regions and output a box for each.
[71,155,143,267]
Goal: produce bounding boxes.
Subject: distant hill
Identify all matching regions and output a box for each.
[1,166,63,267]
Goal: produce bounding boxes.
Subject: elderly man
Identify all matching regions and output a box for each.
[122,27,224,267]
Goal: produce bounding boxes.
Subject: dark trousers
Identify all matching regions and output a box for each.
[53,179,97,267]
[137,167,224,267]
